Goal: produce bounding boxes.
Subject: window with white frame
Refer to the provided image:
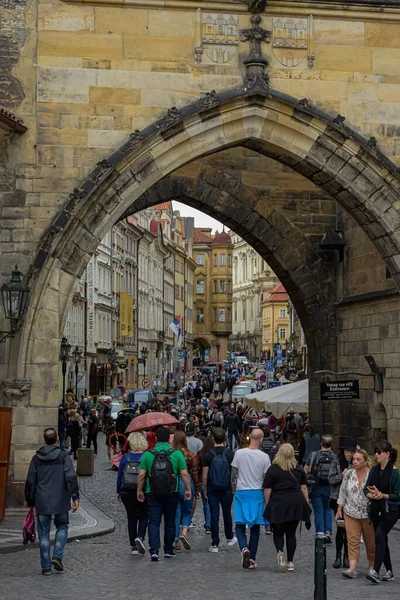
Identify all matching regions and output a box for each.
[279,328,286,339]
[280,308,286,318]
[196,280,205,294]
[219,280,225,293]
[219,308,225,322]
[220,254,226,266]
[197,308,204,323]
[196,253,204,265]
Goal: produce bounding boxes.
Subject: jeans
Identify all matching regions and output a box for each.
[175,477,194,540]
[146,492,179,555]
[37,513,69,570]
[59,435,66,451]
[200,484,211,528]
[228,431,238,451]
[264,518,271,531]
[311,484,332,535]
[236,524,260,561]
[121,492,148,547]
[208,489,234,547]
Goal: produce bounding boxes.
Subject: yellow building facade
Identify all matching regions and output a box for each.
[193,229,233,363]
[261,283,291,359]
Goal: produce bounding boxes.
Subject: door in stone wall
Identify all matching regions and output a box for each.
[0,408,12,521]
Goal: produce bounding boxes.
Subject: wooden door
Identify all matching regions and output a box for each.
[0,407,12,522]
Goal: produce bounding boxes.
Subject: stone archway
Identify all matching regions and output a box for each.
[6,83,400,485]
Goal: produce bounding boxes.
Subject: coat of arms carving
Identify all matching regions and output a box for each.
[272,17,313,68]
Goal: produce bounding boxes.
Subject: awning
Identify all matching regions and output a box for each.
[245,379,308,418]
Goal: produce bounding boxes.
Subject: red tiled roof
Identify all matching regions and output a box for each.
[265,283,289,302]
[211,231,232,246]
[193,228,212,245]
[153,202,172,211]
[149,219,159,237]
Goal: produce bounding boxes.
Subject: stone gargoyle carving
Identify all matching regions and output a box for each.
[2,378,32,407]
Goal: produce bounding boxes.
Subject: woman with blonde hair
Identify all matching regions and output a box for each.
[336,449,375,579]
[263,443,311,571]
[117,432,149,555]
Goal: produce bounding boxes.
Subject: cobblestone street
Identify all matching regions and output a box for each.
[1,436,399,600]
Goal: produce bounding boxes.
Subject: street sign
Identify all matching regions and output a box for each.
[259,373,267,383]
[118,385,125,394]
[142,378,150,388]
[265,360,274,372]
[276,344,282,351]
[110,387,122,399]
[268,381,281,389]
[138,358,144,365]
[276,348,283,367]
[204,349,210,361]
[180,350,185,360]
[320,380,360,400]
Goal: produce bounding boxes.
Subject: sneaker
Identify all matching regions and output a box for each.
[287,562,294,572]
[180,534,191,551]
[249,559,257,569]
[131,546,139,555]
[164,552,176,558]
[134,537,146,555]
[42,569,51,576]
[277,551,287,572]
[366,568,380,584]
[189,521,196,528]
[150,553,159,562]
[324,532,332,544]
[241,547,251,569]
[174,540,181,553]
[342,569,357,579]
[227,536,237,547]
[51,557,64,572]
[382,570,394,582]
[209,545,219,553]
[205,527,211,535]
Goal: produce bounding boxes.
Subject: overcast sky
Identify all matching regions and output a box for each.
[173,201,224,232]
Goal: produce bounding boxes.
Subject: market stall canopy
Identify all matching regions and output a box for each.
[245,379,308,418]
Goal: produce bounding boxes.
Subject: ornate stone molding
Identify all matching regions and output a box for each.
[60,0,400,23]
[2,378,32,407]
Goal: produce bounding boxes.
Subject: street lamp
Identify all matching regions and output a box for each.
[216,342,221,362]
[0,266,30,343]
[108,345,118,388]
[140,346,149,380]
[73,346,81,401]
[59,336,71,403]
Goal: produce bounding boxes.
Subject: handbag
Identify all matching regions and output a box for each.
[22,507,36,545]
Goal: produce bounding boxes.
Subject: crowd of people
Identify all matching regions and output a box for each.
[24,365,400,584]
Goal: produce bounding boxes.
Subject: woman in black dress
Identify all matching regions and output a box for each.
[263,443,311,572]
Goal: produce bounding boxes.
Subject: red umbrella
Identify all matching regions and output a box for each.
[125,412,179,433]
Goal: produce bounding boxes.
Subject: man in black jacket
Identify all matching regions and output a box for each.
[224,408,242,450]
[25,427,80,576]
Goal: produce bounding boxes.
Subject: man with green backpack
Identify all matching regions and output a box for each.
[137,426,191,561]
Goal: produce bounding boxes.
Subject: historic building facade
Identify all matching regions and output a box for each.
[4,0,400,498]
[193,229,233,362]
[261,283,291,359]
[230,232,280,359]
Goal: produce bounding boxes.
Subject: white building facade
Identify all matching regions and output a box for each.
[230,232,279,359]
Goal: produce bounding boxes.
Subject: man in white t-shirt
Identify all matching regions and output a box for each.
[231,429,271,569]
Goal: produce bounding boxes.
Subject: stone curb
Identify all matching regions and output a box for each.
[0,494,114,555]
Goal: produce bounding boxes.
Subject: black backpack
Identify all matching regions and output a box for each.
[313,451,335,485]
[121,456,141,492]
[208,448,231,491]
[149,449,176,497]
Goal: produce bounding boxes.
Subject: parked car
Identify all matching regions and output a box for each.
[111,401,123,422]
[236,356,249,366]
[232,384,255,401]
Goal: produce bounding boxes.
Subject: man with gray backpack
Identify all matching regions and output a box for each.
[305,434,336,541]
[202,427,237,553]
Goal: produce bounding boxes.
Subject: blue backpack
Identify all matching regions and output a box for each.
[209,448,231,491]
